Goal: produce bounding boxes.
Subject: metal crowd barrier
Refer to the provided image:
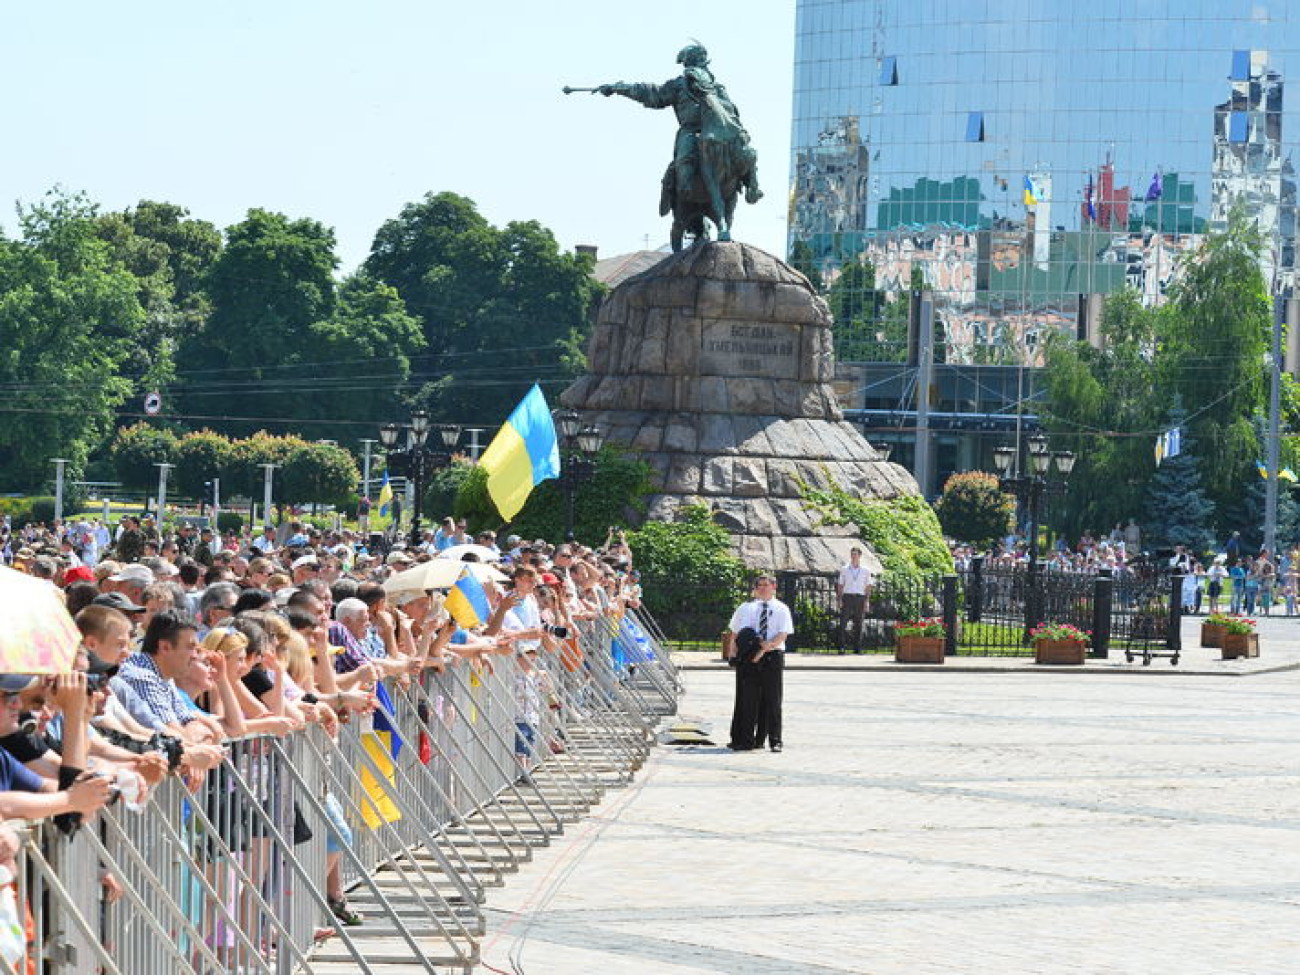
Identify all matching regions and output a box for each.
[5,607,678,974]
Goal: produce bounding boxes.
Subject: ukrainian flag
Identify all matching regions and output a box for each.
[360,682,403,828]
[377,471,393,517]
[445,569,492,629]
[1023,175,1038,207]
[478,384,560,520]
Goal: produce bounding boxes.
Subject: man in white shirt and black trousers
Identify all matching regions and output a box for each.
[836,546,873,653]
[725,575,793,753]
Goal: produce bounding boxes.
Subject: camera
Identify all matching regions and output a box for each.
[542,624,569,639]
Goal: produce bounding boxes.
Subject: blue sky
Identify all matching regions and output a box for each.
[1,1,795,270]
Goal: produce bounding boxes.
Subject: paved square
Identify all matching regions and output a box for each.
[480,665,1300,973]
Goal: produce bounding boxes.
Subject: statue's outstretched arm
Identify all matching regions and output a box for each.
[601,80,676,109]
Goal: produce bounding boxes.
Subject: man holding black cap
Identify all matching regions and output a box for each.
[725,575,793,753]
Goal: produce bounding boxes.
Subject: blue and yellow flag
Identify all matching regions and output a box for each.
[377,471,393,517]
[445,569,492,629]
[1023,175,1039,207]
[360,682,403,828]
[478,384,560,520]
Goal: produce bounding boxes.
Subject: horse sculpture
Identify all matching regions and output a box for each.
[579,43,763,252]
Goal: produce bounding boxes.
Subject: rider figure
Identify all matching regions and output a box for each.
[600,44,763,216]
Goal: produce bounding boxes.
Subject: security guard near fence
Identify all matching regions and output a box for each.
[725,574,793,753]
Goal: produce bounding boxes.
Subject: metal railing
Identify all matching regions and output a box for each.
[5,606,677,974]
[642,563,1182,659]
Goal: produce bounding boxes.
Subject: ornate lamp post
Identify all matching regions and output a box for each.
[553,409,604,538]
[991,433,1075,640]
[379,410,461,549]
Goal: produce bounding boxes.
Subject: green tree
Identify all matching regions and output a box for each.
[0,189,145,489]
[933,471,1014,549]
[1041,288,1163,539]
[110,424,179,492]
[179,210,423,437]
[281,441,360,508]
[826,259,909,362]
[626,504,749,623]
[222,431,303,502]
[364,192,601,422]
[178,209,338,433]
[1159,208,1270,516]
[1142,406,1216,554]
[173,430,234,498]
[94,200,222,392]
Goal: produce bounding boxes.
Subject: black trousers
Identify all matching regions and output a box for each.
[754,652,784,748]
[729,659,763,750]
[730,652,784,749]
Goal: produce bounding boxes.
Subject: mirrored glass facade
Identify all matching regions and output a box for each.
[790,0,1300,368]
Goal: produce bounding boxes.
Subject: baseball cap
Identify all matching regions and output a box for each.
[63,565,95,585]
[109,564,155,586]
[92,592,146,613]
[0,675,38,694]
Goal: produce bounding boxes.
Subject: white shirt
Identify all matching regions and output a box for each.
[837,563,873,595]
[728,598,793,652]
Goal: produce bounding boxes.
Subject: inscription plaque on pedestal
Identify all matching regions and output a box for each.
[700,321,800,379]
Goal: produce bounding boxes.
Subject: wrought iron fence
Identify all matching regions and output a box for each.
[643,561,1183,659]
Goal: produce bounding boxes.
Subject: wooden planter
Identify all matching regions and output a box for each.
[1034,639,1087,665]
[1221,632,1259,659]
[895,635,945,664]
[1200,622,1227,648]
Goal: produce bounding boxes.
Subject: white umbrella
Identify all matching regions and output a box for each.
[436,543,500,563]
[382,560,465,596]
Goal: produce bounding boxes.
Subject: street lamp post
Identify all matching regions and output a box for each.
[991,434,1075,642]
[379,411,461,549]
[553,410,604,539]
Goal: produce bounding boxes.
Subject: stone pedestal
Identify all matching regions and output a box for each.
[560,242,921,575]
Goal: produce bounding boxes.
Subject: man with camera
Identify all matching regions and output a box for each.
[724,575,792,753]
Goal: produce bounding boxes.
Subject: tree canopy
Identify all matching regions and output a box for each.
[364,192,601,423]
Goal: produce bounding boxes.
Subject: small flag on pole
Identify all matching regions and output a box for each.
[377,471,393,517]
[1257,460,1270,479]
[1280,468,1298,483]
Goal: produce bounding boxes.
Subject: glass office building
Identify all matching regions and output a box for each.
[790,0,1300,489]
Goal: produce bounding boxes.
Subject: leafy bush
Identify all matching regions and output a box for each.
[455,446,653,546]
[933,471,1014,549]
[627,504,748,623]
[0,496,60,528]
[423,461,473,525]
[801,484,953,590]
[111,423,178,492]
[216,511,244,535]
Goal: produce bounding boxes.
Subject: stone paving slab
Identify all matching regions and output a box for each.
[674,614,1300,676]
[476,662,1300,974]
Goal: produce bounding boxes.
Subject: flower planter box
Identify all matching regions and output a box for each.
[1221,632,1259,659]
[1034,638,1087,665]
[895,635,945,664]
[1200,622,1227,648]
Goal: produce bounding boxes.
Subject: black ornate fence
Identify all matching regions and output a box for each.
[643,560,1182,659]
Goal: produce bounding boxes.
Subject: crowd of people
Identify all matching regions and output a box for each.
[948,521,1300,616]
[0,509,645,958]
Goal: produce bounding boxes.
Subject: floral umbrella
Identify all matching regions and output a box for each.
[0,565,81,674]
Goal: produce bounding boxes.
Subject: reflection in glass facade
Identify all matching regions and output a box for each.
[790,1,1300,370]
